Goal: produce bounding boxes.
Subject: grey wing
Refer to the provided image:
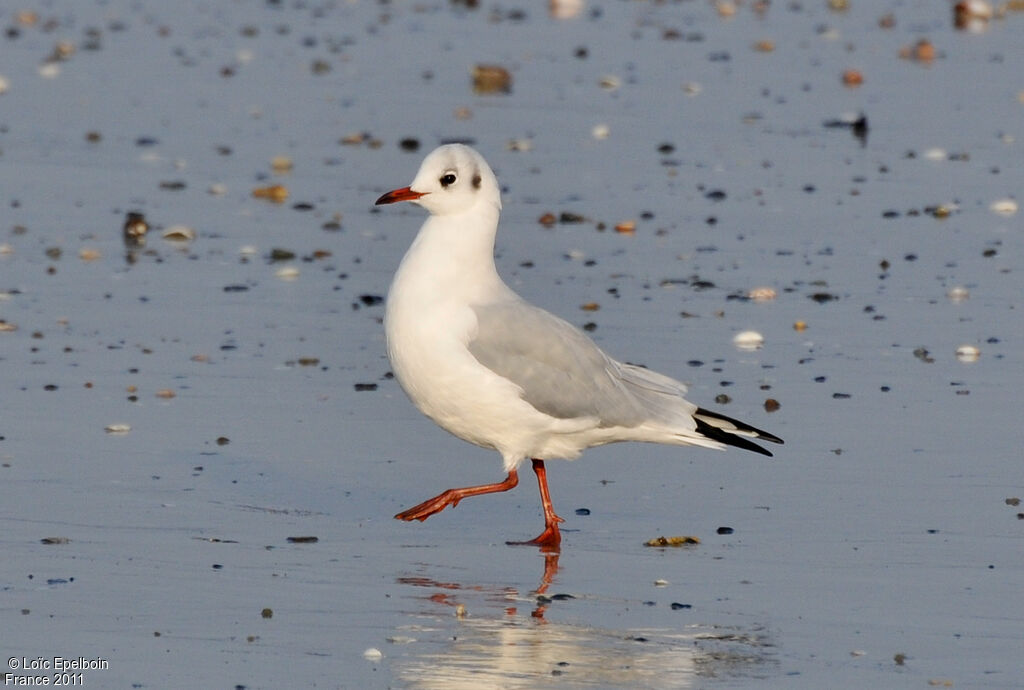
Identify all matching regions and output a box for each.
[468,301,698,429]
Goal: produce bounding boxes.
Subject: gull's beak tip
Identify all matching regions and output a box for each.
[375,186,426,206]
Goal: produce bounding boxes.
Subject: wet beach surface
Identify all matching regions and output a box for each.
[1,1,1022,687]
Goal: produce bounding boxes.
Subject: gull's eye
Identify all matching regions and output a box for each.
[440,172,457,188]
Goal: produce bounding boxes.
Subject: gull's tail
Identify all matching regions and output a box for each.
[692,408,784,457]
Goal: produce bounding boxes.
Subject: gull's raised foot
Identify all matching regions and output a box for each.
[394,470,521,523]
[394,490,463,522]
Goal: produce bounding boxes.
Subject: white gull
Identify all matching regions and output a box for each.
[376,144,782,548]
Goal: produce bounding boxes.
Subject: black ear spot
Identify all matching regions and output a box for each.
[472,172,482,189]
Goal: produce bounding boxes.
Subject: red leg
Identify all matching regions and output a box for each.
[507,459,564,550]
[395,470,519,521]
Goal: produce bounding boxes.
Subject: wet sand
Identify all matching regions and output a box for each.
[1,2,1022,687]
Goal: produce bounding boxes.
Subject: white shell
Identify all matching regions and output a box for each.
[733,330,765,350]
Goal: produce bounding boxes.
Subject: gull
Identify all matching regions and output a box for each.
[376,144,782,548]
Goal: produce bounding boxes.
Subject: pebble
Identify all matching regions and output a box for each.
[270,155,293,173]
[954,0,993,30]
[748,286,776,302]
[955,345,980,362]
[162,226,196,242]
[38,62,61,79]
[123,212,149,244]
[362,648,383,661]
[946,286,970,302]
[275,266,300,281]
[252,184,289,203]
[104,423,131,434]
[591,124,610,140]
[644,535,700,547]
[841,69,863,87]
[989,199,1017,216]
[471,65,511,94]
[900,38,936,62]
[550,0,584,19]
[0,76,9,95]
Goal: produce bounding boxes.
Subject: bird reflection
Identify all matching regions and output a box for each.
[399,548,560,620]
[393,552,774,689]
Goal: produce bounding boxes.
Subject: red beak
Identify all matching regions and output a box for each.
[375,186,426,205]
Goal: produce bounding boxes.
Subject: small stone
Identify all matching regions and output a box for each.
[841,69,864,87]
[161,225,196,242]
[270,155,293,173]
[989,199,1017,216]
[644,535,700,547]
[947,286,970,302]
[471,65,511,94]
[955,345,980,362]
[252,184,289,203]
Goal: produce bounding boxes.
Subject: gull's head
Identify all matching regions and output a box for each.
[375,144,501,216]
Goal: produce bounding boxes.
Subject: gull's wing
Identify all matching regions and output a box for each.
[468,300,698,429]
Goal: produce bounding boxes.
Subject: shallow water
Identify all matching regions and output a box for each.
[1,1,1022,688]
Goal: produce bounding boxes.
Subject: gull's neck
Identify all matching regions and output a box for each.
[392,202,507,306]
